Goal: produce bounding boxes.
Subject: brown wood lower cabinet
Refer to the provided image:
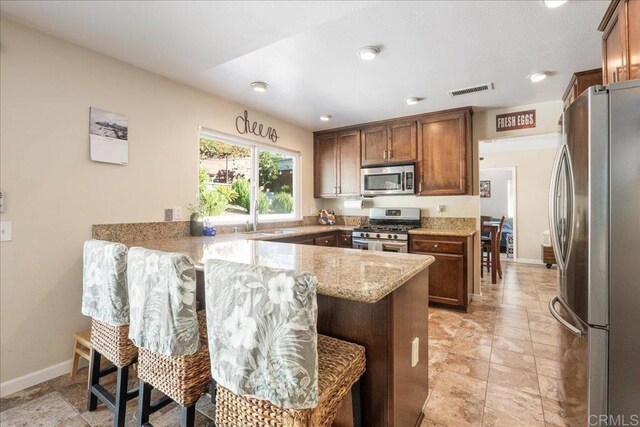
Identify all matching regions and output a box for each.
[314,234,336,246]
[273,230,353,248]
[337,231,352,248]
[410,234,473,310]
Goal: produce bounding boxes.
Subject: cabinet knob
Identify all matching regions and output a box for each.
[433,244,439,248]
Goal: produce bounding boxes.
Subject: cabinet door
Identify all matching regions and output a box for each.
[337,130,361,196]
[603,1,628,84]
[387,121,418,164]
[628,0,640,80]
[361,125,388,166]
[425,253,465,307]
[314,134,337,198]
[337,232,352,248]
[417,110,471,195]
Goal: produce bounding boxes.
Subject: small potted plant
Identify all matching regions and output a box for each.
[188,203,205,236]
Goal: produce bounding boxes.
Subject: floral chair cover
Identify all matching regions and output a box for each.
[127,247,199,357]
[81,239,129,326]
[204,259,319,410]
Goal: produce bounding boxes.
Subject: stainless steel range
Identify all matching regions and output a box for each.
[352,207,421,253]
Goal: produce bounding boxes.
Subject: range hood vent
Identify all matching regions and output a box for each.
[448,82,494,97]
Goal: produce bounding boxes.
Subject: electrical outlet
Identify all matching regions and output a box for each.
[164,209,173,222]
[1,221,12,242]
[174,207,182,220]
[411,337,419,367]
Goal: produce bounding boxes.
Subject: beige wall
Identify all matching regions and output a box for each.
[0,18,318,385]
[475,100,562,141]
[480,147,557,262]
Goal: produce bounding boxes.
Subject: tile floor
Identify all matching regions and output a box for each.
[421,260,584,427]
[1,260,576,427]
[0,367,215,426]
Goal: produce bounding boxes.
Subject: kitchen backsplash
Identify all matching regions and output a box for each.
[92,216,367,242]
[421,216,477,230]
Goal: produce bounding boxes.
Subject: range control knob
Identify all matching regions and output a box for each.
[365,233,370,238]
[376,233,381,238]
[387,234,392,239]
[360,232,365,237]
[394,235,399,239]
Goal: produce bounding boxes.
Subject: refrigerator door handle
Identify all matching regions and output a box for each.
[549,144,567,270]
[564,147,576,266]
[549,296,584,336]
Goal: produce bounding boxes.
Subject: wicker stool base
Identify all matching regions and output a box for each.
[90,319,137,368]
[137,312,211,407]
[215,335,366,427]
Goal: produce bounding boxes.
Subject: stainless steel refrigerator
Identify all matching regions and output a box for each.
[548,80,639,425]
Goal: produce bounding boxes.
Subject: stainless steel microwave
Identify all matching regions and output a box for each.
[361,164,415,196]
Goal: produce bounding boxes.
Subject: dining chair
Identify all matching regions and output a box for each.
[481,216,506,279]
[204,259,366,427]
[82,239,138,427]
[127,247,211,427]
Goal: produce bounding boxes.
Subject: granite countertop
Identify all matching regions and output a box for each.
[409,228,477,237]
[120,235,434,304]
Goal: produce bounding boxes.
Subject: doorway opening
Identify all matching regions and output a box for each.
[480,167,517,262]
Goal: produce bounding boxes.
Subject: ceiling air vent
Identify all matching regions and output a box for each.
[448,82,494,97]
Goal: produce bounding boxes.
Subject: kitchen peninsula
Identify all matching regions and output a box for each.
[118,231,435,427]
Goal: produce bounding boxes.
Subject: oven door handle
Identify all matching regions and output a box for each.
[381,241,407,248]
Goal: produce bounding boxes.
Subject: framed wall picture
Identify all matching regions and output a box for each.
[480,180,491,198]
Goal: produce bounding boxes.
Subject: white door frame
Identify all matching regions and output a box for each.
[479,166,517,260]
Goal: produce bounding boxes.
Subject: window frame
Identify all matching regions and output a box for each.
[198,128,301,226]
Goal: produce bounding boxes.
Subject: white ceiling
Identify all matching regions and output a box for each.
[1,1,609,131]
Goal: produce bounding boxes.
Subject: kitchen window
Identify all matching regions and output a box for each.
[198,130,300,225]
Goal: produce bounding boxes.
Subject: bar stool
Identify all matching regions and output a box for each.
[127,247,211,427]
[204,259,366,427]
[82,240,138,427]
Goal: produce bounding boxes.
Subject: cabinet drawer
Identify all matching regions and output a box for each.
[411,239,463,254]
[315,235,337,246]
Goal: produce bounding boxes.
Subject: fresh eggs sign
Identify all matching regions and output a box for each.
[496,110,536,132]
[235,110,279,143]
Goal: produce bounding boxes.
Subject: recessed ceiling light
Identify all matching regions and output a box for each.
[528,71,549,83]
[251,81,268,92]
[320,114,332,121]
[358,46,380,61]
[544,0,568,8]
[406,97,422,105]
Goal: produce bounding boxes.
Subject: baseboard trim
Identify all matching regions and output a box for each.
[0,359,76,398]
[471,294,483,301]
[515,258,544,265]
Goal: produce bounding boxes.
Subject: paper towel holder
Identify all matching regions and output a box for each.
[344,197,367,210]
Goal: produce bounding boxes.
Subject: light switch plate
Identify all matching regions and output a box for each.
[411,337,419,367]
[1,221,12,242]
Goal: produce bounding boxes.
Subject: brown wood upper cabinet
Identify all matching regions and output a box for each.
[416,107,473,196]
[562,68,603,110]
[599,0,640,84]
[314,130,361,198]
[361,121,418,166]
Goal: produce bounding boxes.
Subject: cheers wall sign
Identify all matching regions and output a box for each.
[235,110,279,143]
[496,109,536,132]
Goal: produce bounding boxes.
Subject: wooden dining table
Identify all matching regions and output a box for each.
[482,223,500,284]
